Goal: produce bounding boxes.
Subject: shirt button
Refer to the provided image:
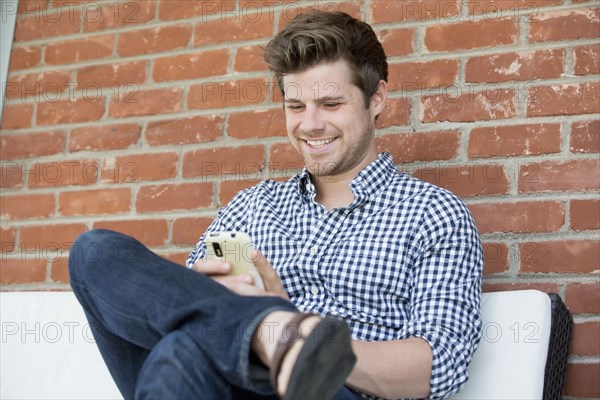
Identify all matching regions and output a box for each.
[310,285,320,295]
[310,245,318,255]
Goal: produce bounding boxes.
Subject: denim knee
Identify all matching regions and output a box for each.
[68,229,114,281]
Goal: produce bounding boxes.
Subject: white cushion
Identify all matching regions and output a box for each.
[0,291,122,399]
[452,289,552,399]
[1,290,553,399]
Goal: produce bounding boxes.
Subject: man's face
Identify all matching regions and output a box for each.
[282,59,382,179]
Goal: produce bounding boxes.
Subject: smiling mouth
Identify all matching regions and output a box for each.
[304,138,336,148]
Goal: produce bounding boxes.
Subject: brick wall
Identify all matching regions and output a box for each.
[1,0,598,396]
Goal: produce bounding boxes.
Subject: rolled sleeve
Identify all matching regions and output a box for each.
[400,191,483,398]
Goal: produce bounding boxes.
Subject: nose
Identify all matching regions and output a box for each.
[299,105,325,133]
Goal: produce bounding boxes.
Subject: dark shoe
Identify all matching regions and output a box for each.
[269,314,357,400]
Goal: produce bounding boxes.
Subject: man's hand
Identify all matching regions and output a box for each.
[191,250,288,300]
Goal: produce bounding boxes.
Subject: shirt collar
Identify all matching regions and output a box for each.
[296,152,396,205]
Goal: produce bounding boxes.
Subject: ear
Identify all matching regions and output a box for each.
[370,80,388,119]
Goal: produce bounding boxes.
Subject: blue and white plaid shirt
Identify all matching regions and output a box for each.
[187,152,483,399]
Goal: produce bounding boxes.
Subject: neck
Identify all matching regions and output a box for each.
[312,151,378,211]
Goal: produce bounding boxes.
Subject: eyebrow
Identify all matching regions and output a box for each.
[284,95,348,103]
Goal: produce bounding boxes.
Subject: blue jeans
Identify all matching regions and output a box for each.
[69,229,362,400]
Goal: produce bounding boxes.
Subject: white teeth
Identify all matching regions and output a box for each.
[306,138,335,148]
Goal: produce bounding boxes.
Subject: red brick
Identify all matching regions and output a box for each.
[183,145,265,179]
[28,160,99,188]
[172,217,213,246]
[70,124,141,152]
[77,60,147,89]
[52,0,100,7]
[278,2,362,30]
[59,188,131,216]
[159,252,189,266]
[0,259,47,285]
[82,0,155,32]
[158,0,234,21]
[8,46,41,71]
[371,0,459,23]
[269,143,303,172]
[377,131,460,163]
[482,282,560,294]
[188,78,269,110]
[0,226,17,254]
[109,88,182,118]
[219,179,260,207]
[425,17,518,52]
[389,59,459,91]
[5,71,71,100]
[570,322,600,356]
[520,240,599,273]
[234,45,268,72]
[469,201,564,233]
[17,0,48,13]
[20,223,87,251]
[1,163,23,189]
[574,44,600,75]
[377,28,414,57]
[421,89,517,122]
[0,193,54,220]
[118,25,192,57]
[136,183,213,212]
[194,15,272,46]
[0,130,65,160]
[466,49,564,83]
[145,115,223,146]
[570,199,600,230]
[0,103,33,130]
[153,49,229,82]
[519,159,600,192]
[564,363,600,398]
[93,219,168,247]
[565,283,600,314]
[482,242,509,275]
[414,164,509,197]
[228,109,286,139]
[102,152,178,183]
[14,8,80,41]
[50,257,69,283]
[528,82,600,117]
[45,34,115,65]
[376,98,412,129]
[530,8,600,42]
[469,123,561,158]
[37,98,104,125]
[571,120,600,153]
[468,0,563,15]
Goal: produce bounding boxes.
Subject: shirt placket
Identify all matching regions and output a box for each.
[296,204,351,312]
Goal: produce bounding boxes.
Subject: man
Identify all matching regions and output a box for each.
[69,11,482,400]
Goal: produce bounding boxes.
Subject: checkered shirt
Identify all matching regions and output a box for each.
[187,152,483,399]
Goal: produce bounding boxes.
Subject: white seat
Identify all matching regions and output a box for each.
[1,290,570,399]
[453,290,555,399]
[0,291,122,400]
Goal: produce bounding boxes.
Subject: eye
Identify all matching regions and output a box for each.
[323,102,341,109]
[286,104,305,111]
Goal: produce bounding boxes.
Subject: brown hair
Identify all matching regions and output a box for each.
[263,11,388,107]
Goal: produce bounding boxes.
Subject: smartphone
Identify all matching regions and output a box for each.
[205,231,264,289]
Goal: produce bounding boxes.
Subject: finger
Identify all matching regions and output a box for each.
[214,275,267,296]
[251,250,275,278]
[251,250,288,299]
[191,256,231,275]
